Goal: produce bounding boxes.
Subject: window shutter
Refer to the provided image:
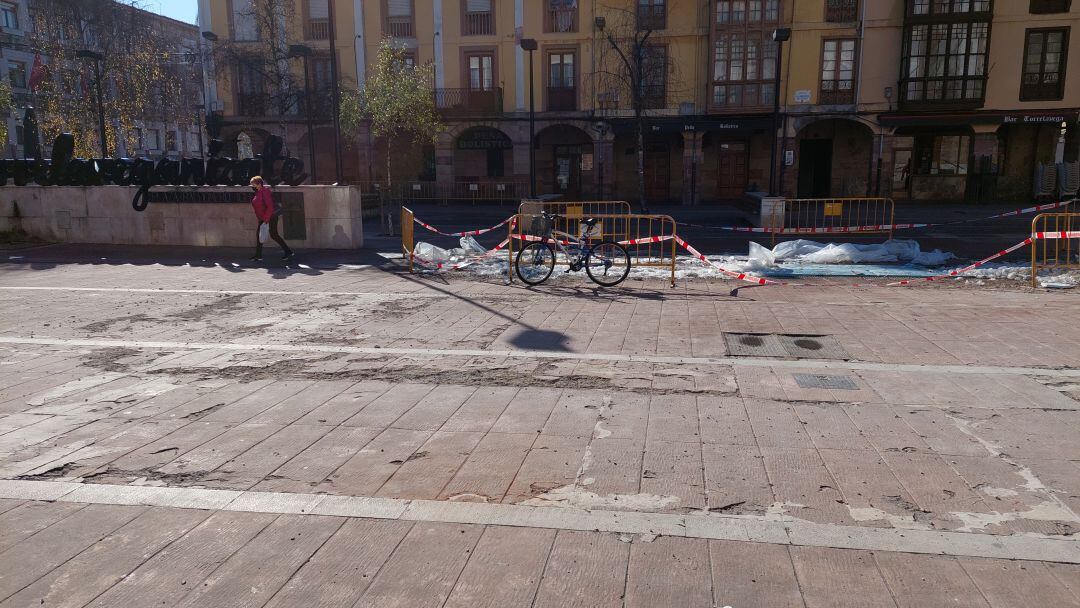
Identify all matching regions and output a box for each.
[388,0,412,17]
[466,0,491,12]
[308,0,328,19]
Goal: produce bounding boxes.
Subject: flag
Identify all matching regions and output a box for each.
[28,54,46,92]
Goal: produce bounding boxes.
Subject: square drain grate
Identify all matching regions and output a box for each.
[777,334,851,360]
[723,333,789,357]
[793,374,859,390]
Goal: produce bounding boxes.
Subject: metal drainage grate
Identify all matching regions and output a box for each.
[723,333,788,358]
[777,334,851,360]
[793,374,859,390]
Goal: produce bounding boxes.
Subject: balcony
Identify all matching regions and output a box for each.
[463,11,494,35]
[825,0,858,22]
[819,81,854,105]
[386,15,414,38]
[306,18,329,40]
[545,8,577,33]
[636,5,666,30]
[434,87,503,117]
[547,86,577,111]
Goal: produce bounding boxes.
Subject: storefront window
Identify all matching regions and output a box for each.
[914,134,970,175]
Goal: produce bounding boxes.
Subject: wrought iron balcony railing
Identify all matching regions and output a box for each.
[433,87,504,116]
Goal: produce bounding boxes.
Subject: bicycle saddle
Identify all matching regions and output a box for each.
[581,218,599,227]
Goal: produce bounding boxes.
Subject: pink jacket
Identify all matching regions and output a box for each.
[251,187,275,222]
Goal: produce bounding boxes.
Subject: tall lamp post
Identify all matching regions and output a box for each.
[75,50,108,158]
[768,28,790,196]
[520,38,538,198]
[326,0,343,183]
[288,44,317,184]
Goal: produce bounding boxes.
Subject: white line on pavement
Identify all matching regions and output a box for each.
[0,286,445,298]
[1,335,1077,378]
[0,479,1075,563]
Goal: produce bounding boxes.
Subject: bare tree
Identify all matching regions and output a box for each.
[594,3,682,210]
[208,0,303,133]
[28,0,195,157]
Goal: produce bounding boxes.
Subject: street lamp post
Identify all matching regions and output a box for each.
[326,0,344,183]
[75,50,108,158]
[288,44,317,184]
[520,38,538,198]
[768,28,790,196]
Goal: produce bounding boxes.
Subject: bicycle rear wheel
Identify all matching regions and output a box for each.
[586,241,631,287]
[515,242,556,285]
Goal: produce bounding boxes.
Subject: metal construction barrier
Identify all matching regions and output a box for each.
[774,197,895,244]
[1032,212,1079,287]
[508,212,678,286]
[366,180,529,203]
[518,200,634,219]
[401,206,415,272]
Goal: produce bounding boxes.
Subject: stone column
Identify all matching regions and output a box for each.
[435,132,455,190]
[681,129,704,205]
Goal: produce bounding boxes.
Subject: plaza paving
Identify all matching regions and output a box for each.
[0,244,1078,607]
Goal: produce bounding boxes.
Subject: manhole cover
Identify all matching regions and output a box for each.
[793,374,859,390]
[723,333,788,357]
[778,334,850,360]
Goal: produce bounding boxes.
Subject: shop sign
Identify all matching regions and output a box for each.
[581,153,593,171]
[456,127,512,150]
[1002,114,1070,125]
[794,90,812,103]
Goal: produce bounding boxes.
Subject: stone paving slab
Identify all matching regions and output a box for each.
[0,250,1078,605]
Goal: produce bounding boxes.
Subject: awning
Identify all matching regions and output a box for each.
[609,116,774,136]
[879,109,1079,128]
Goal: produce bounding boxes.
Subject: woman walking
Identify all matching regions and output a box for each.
[249,176,293,261]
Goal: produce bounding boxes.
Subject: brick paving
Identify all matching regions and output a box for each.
[0,245,1078,606]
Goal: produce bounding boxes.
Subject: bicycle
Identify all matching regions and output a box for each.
[515,211,632,287]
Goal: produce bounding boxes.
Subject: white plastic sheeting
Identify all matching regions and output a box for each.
[749,239,955,267]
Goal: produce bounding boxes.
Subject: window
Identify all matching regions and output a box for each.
[467,53,494,90]
[914,134,970,175]
[8,61,26,89]
[146,129,161,150]
[638,0,666,30]
[820,38,856,104]
[236,62,265,115]
[463,0,494,35]
[1021,28,1068,101]
[231,0,258,41]
[712,32,776,108]
[900,17,990,105]
[306,0,329,40]
[548,52,576,111]
[716,0,779,24]
[1,2,18,29]
[546,0,578,33]
[908,0,990,15]
[825,0,858,22]
[1030,0,1071,12]
[132,128,143,150]
[386,0,414,38]
[166,130,177,151]
[641,45,667,109]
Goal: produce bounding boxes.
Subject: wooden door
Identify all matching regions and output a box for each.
[717,142,748,199]
[644,144,669,202]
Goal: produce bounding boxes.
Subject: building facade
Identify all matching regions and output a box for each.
[2,0,203,160]
[202,0,1079,203]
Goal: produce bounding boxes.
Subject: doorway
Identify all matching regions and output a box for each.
[797,139,833,198]
[716,141,748,199]
[644,143,670,202]
[553,145,582,198]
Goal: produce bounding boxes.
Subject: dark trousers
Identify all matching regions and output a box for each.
[255,216,292,257]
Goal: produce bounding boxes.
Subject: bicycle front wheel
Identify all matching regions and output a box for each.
[586,241,631,287]
[516,242,556,285]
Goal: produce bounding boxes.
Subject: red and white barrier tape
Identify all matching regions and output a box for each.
[414,216,513,237]
[888,238,1034,286]
[411,238,510,272]
[618,235,674,245]
[1034,231,1080,240]
[963,199,1075,223]
[674,236,780,286]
